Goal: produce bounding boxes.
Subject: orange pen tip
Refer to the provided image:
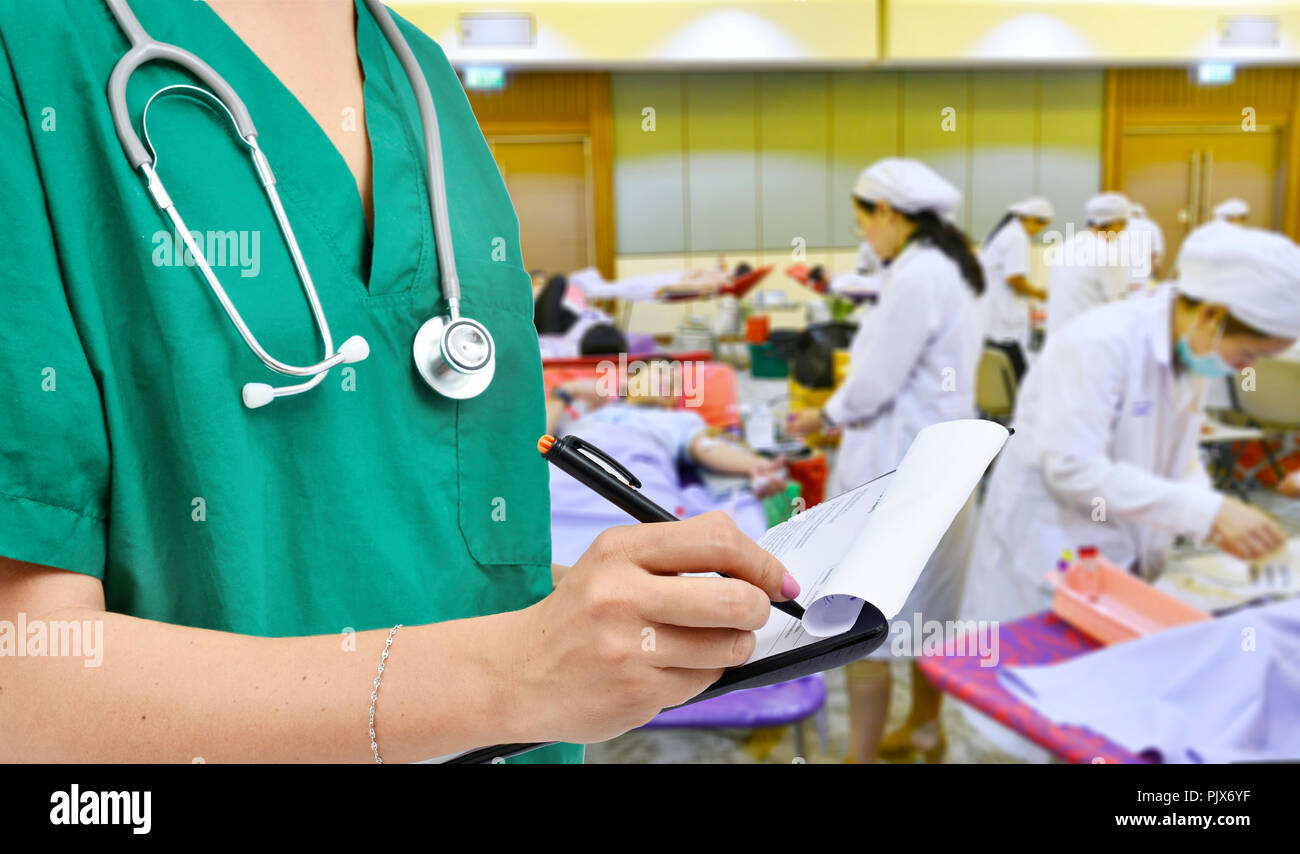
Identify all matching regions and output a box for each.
[537,434,555,455]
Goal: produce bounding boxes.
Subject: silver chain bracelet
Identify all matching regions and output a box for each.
[369,624,402,764]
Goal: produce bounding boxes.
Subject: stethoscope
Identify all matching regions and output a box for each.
[105,0,496,408]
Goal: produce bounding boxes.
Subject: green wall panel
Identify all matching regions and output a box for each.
[685,72,760,253]
[610,69,1105,254]
[611,73,688,254]
[830,71,901,247]
[759,72,832,252]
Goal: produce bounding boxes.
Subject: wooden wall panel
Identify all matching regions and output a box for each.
[1103,67,1300,239]
[465,71,615,275]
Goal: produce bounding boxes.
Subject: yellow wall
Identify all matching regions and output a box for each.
[887,0,1300,63]
[398,1,1300,65]
[391,1,879,65]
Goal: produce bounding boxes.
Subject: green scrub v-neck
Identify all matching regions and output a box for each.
[0,0,578,764]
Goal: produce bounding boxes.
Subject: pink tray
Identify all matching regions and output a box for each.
[1046,558,1211,645]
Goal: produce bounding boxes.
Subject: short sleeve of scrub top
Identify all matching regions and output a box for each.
[0,0,579,764]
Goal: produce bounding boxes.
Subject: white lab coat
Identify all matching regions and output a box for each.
[1045,230,1130,336]
[961,286,1224,624]
[829,242,884,299]
[979,218,1033,349]
[1126,217,1164,281]
[824,241,984,626]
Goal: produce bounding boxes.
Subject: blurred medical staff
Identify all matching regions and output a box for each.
[963,221,1298,627]
[1127,201,1166,281]
[787,158,985,763]
[980,196,1053,379]
[828,240,884,301]
[1214,198,1250,225]
[1045,192,1132,336]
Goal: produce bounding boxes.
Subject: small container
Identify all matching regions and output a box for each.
[786,452,829,508]
[745,314,771,343]
[1047,555,1211,645]
[1068,545,1102,601]
[748,342,789,378]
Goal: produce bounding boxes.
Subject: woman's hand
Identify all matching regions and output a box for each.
[750,455,787,498]
[505,512,797,745]
[1211,497,1287,560]
[557,377,610,409]
[785,409,822,438]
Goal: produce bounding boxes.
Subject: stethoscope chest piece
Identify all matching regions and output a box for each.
[413,314,495,400]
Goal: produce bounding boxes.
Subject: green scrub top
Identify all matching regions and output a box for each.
[0,0,579,764]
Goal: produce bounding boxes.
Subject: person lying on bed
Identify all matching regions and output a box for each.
[545,360,785,564]
[546,360,787,499]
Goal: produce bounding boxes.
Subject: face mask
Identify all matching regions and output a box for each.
[1176,319,1233,378]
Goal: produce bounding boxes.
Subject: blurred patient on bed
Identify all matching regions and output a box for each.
[546,360,785,564]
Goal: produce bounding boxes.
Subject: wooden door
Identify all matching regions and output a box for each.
[485,135,595,279]
[1121,125,1283,263]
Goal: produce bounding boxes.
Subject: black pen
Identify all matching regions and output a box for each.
[538,433,805,620]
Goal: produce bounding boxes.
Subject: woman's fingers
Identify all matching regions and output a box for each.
[639,623,758,669]
[654,666,728,710]
[638,575,773,630]
[612,512,793,600]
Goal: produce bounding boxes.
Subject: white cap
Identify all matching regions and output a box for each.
[1008,196,1054,219]
[1177,220,1300,339]
[1085,192,1130,226]
[1213,198,1250,220]
[853,158,962,218]
[1129,201,1147,218]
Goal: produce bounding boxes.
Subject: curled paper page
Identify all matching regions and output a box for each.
[748,419,1009,661]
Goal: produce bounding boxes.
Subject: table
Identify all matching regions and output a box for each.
[1199,418,1265,499]
[918,612,1147,764]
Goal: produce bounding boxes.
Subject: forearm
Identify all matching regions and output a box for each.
[545,394,571,433]
[0,605,526,763]
[690,437,762,476]
[1007,274,1047,301]
[1042,452,1223,540]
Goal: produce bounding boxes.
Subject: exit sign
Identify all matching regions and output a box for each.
[463,66,506,91]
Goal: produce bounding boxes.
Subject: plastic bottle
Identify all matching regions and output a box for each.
[1073,545,1102,602]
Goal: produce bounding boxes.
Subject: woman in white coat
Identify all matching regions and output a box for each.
[963,220,1295,627]
[788,158,986,763]
[1046,192,1133,336]
[980,196,1053,379]
[959,221,1297,760]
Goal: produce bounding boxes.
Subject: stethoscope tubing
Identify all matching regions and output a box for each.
[103,0,490,406]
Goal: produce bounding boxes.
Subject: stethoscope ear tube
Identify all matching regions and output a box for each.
[106,0,497,407]
[106,0,257,169]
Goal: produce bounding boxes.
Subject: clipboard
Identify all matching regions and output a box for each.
[441,600,889,764]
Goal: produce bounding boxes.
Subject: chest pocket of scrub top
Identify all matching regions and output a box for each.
[454,260,553,569]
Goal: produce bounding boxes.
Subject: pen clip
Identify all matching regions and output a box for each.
[566,435,643,489]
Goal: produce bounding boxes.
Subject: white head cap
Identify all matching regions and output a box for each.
[1085,192,1130,226]
[1213,198,1250,221]
[1129,202,1147,218]
[1177,220,1300,339]
[1008,196,1054,220]
[853,158,962,218]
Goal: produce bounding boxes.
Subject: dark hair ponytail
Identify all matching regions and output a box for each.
[983,211,1015,248]
[854,197,985,295]
[909,210,985,296]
